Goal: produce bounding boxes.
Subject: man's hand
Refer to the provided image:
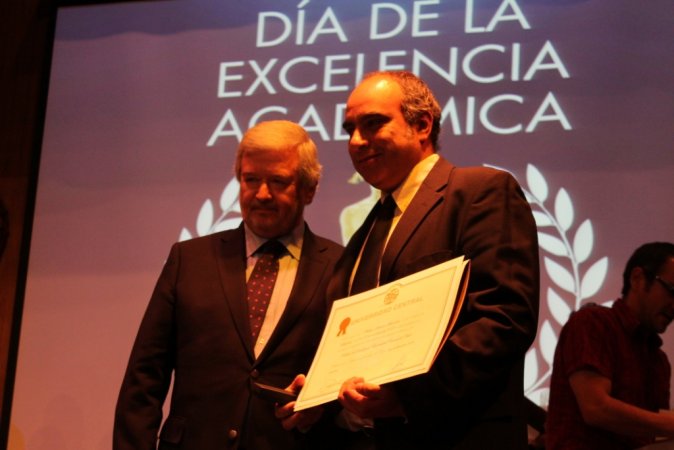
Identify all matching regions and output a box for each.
[274,374,323,431]
[338,377,405,419]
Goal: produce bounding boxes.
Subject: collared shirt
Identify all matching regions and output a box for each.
[245,223,304,358]
[387,153,440,241]
[341,153,439,429]
[349,153,439,291]
[546,298,671,450]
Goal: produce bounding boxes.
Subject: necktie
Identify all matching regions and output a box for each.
[247,240,286,341]
[350,195,397,295]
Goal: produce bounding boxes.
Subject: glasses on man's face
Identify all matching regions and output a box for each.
[654,276,674,297]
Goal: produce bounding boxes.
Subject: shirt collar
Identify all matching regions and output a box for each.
[244,222,304,260]
[385,153,440,213]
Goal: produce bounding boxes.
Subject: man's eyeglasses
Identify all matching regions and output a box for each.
[655,276,674,297]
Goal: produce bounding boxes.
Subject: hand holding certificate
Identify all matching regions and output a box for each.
[293,255,470,411]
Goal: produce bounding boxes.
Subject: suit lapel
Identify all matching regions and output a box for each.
[214,225,255,361]
[380,158,454,283]
[326,204,380,301]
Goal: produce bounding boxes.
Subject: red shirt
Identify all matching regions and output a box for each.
[546,299,671,450]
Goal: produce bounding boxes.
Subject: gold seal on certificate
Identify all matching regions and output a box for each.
[294,255,471,411]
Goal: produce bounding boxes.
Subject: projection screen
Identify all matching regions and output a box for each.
[9,0,674,449]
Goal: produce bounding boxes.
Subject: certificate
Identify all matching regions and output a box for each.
[294,255,470,411]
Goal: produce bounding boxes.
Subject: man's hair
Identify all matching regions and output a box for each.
[622,241,674,296]
[235,120,322,189]
[363,71,442,150]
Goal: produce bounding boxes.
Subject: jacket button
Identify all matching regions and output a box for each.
[251,369,260,379]
[227,429,238,440]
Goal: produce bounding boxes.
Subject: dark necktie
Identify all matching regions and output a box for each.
[247,240,286,341]
[350,195,397,295]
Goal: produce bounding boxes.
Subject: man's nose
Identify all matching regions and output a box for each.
[349,128,367,147]
[256,182,272,199]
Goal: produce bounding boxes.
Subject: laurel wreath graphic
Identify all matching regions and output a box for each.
[178,177,243,241]
[487,163,608,407]
[180,164,608,408]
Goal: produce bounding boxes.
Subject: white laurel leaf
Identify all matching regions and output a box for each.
[178,227,192,242]
[532,211,553,227]
[524,348,539,391]
[544,256,576,294]
[540,319,557,365]
[554,188,574,232]
[220,178,240,212]
[537,232,567,256]
[213,217,243,232]
[196,199,215,236]
[232,201,241,213]
[526,164,548,202]
[573,219,594,264]
[547,287,572,326]
[580,256,609,300]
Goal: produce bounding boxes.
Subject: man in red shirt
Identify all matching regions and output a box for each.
[547,241,674,449]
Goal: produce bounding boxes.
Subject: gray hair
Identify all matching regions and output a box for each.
[235,120,322,188]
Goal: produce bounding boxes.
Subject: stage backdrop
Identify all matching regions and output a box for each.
[9,0,674,448]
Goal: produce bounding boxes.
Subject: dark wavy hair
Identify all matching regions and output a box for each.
[622,241,674,296]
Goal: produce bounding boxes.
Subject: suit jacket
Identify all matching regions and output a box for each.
[113,224,343,450]
[326,158,540,450]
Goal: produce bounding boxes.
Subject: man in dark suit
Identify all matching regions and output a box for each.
[325,71,540,449]
[113,120,342,450]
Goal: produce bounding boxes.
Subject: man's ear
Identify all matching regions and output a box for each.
[302,183,317,205]
[415,113,433,141]
[629,266,647,292]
